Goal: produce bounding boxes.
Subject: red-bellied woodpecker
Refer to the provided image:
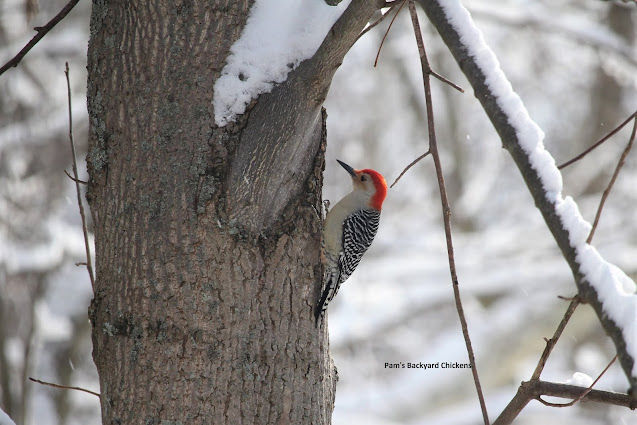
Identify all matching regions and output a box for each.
[315,159,387,324]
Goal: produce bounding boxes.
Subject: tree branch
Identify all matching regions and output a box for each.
[356,2,402,44]
[537,355,617,408]
[494,380,635,425]
[558,111,637,169]
[28,377,100,398]
[64,169,88,185]
[531,296,580,381]
[407,2,489,423]
[494,295,583,424]
[586,114,636,243]
[0,0,81,77]
[390,150,430,188]
[374,0,407,67]
[65,63,95,291]
[490,108,633,425]
[416,0,637,393]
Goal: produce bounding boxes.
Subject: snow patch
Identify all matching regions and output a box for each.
[566,372,594,387]
[213,0,352,126]
[440,0,637,376]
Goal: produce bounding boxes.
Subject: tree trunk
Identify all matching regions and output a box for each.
[86,1,381,423]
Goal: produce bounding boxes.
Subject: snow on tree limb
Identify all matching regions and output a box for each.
[416,0,637,390]
[212,0,352,127]
[222,0,384,234]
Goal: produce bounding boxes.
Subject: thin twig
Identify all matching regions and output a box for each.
[557,294,578,301]
[430,69,464,93]
[390,150,430,188]
[374,0,407,67]
[537,355,617,408]
[408,2,488,424]
[356,4,399,43]
[531,296,581,381]
[375,1,465,94]
[586,116,636,244]
[65,63,95,290]
[29,377,100,398]
[64,169,87,185]
[557,111,637,169]
[0,0,81,77]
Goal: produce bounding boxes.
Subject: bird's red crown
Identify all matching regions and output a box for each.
[361,168,387,210]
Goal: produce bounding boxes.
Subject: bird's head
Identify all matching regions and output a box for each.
[337,159,387,210]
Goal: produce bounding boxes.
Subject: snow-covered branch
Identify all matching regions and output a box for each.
[215,0,385,234]
[416,0,637,392]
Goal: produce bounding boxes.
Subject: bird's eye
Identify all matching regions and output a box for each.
[360,175,367,182]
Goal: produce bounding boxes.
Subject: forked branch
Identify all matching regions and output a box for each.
[493,112,635,423]
[537,355,617,408]
[494,379,635,424]
[356,1,404,44]
[531,296,581,381]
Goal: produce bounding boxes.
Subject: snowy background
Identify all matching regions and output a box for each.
[1,0,636,424]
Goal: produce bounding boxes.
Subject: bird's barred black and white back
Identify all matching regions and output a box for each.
[315,208,381,324]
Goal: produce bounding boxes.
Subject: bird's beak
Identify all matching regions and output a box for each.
[336,160,357,178]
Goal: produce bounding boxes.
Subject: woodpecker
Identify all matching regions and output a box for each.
[315,159,387,324]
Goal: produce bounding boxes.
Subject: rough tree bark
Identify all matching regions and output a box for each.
[86,1,382,424]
